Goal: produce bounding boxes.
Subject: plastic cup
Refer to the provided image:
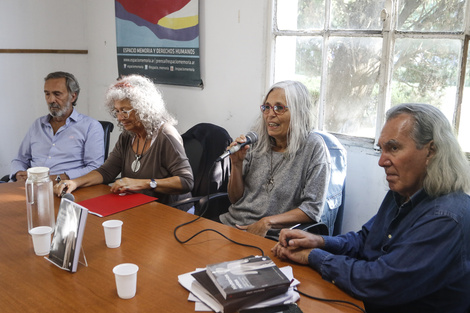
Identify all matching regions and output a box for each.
[29,226,53,256]
[102,220,123,248]
[113,263,139,299]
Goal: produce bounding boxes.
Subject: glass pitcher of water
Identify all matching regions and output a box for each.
[25,167,55,236]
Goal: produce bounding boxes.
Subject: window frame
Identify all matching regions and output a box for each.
[269,0,470,154]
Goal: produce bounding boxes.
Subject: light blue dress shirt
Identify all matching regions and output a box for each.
[11,109,104,179]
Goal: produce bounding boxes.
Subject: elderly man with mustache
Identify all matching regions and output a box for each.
[10,71,104,182]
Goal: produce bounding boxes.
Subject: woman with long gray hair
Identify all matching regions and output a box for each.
[219,80,331,236]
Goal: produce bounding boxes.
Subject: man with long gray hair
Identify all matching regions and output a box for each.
[10,71,104,181]
[272,103,470,312]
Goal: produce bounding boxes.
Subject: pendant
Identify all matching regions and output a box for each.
[131,158,141,172]
[266,177,274,193]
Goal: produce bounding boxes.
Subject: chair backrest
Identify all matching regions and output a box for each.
[181,123,232,219]
[316,131,347,236]
[99,121,114,161]
[265,132,346,240]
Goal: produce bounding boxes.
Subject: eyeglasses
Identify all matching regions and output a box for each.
[111,108,135,119]
[260,104,289,115]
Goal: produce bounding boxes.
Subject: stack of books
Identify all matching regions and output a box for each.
[178,256,301,313]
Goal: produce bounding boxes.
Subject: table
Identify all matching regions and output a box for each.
[0,182,364,312]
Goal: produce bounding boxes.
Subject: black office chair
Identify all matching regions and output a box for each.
[99,121,114,161]
[169,123,232,221]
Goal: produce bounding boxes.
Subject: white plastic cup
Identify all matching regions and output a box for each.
[102,220,123,248]
[113,263,139,299]
[29,226,53,256]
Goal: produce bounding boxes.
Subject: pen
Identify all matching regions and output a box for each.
[289,223,301,229]
[60,183,68,197]
[56,174,68,197]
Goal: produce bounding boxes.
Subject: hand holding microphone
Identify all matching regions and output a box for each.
[216,131,258,162]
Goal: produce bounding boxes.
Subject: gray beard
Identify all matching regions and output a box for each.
[49,102,71,117]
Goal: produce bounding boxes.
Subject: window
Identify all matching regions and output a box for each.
[272,0,470,152]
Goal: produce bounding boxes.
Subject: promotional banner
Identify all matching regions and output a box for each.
[115,0,202,87]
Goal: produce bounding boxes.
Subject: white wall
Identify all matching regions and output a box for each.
[0,0,387,233]
[343,145,388,232]
[0,0,91,175]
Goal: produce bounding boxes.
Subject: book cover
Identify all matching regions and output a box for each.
[206,256,291,300]
[192,270,287,313]
[47,198,88,273]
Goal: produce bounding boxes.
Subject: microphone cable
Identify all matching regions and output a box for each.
[173,160,265,256]
[295,289,366,313]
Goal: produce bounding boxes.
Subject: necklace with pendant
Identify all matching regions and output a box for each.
[131,137,148,172]
[266,149,284,193]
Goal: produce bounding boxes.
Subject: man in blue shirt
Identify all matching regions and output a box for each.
[272,103,470,312]
[10,72,104,181]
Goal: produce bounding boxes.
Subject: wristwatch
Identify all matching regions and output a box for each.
[149,178,157,189]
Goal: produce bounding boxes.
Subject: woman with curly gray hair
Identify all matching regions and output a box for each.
[54,74,194,206]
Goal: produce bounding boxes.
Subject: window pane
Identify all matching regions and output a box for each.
[274,36,322,118]
[331,0,386,30]
[325,37,382,137]
[392,38,460,123]
[277,0,325,30]
[397,0,465,32]
[459,49,470,152]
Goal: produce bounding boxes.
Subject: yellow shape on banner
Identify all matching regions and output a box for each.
[158,15,199,30]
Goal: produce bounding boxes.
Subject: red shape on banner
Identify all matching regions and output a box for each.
[116,0,191,24]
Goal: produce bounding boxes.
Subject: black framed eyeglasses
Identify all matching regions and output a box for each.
[260,104,289,115]
[111,108,135,119]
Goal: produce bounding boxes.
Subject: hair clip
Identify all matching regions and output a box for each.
[114,81,133,88]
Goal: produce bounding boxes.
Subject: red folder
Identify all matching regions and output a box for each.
[77,192,157,217]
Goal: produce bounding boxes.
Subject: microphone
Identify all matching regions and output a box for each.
[216,131,258,162]
[62,193,75,202]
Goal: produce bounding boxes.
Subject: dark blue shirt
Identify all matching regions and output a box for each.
[308,189,470,313]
